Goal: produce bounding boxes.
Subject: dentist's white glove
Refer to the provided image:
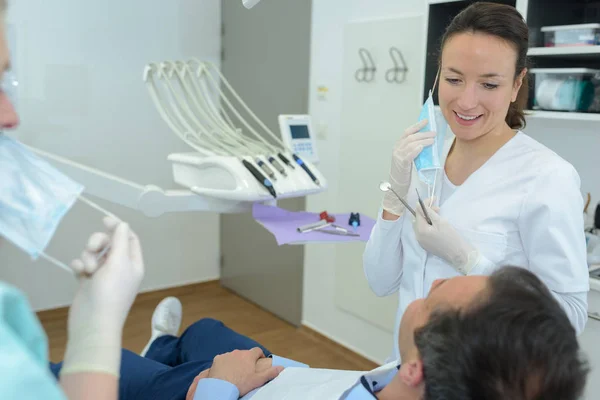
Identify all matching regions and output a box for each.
[383,119,436,216]
[412,201,481,275]
[61,217,145,378]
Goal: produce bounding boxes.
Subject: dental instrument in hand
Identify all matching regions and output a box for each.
[415,188,433,225]
[379,181,416,217]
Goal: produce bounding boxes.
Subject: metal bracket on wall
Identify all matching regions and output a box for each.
[355,48,376,83]
[385,46,408,84]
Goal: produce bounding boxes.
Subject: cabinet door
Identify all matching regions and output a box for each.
[219,0,311,326]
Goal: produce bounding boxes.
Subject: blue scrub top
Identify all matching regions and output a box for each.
[0,281,66,399]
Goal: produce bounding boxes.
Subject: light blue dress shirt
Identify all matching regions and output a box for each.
[193,354,399,399]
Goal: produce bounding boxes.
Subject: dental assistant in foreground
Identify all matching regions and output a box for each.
[364,2,589,361]
[0,1,146,398]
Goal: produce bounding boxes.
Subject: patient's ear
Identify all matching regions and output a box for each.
[398,360,424,387]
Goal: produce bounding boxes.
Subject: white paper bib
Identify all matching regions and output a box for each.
[251,367,364,400]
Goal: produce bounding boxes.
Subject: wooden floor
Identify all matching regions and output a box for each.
[38,281,377,371]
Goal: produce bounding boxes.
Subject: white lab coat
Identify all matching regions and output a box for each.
[363,131,589,361]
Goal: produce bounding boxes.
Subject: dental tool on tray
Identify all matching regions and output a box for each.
[143,59,326,202]
[297,219,359,237]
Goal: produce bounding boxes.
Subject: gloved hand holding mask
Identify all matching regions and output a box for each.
[414,90,449,196]
[0,133,145,378]
[383,71,449,216]
[0,134,119,271]
[382,120,436,216]
[62,216,145,378]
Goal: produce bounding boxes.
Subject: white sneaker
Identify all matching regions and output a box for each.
[140,296,183,357]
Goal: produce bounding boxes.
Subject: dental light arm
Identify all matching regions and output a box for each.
[27,145,260,217]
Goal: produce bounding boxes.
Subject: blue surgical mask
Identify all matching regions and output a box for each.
[414,89,448,193]
[0,134,84,263]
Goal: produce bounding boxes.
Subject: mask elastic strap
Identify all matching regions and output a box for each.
[428,67,441,205]
[432,68,440,94]
[78,195,119,260]
[429,171,438,208]
[39,252,74,274]
[40,195,121,275]
[78,195,122,222]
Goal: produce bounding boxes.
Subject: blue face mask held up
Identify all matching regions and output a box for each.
[414,70,448,197]
[0,134,117,273]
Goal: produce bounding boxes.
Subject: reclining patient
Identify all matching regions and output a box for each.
[50,266,589,400]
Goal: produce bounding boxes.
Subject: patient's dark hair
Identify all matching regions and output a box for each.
[414,267,588,400]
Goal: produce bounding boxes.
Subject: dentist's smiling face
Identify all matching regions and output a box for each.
[438,31,524,141]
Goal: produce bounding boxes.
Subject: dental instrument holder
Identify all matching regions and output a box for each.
[142,60,327,204]
[169,153,325,203]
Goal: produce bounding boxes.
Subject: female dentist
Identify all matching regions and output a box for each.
[364,2,589,361]
[0,1,145,398]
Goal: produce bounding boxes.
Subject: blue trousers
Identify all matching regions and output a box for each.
[50,318,271,400]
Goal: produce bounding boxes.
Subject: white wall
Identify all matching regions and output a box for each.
[305,0,600,364]
[526,118,600,203]
[304,0,427,364]
[0,0,222,311]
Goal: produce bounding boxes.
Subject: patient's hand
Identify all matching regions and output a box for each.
[255,357,273,373]
[186,371,208,400]
[187,348,283,398]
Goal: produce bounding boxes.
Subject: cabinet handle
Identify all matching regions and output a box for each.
[589,312,600,321]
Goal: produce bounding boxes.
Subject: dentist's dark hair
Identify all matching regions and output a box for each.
[414,266,589,400]
[439,2,530,129]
